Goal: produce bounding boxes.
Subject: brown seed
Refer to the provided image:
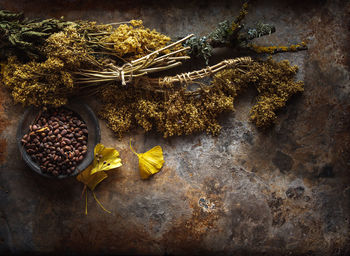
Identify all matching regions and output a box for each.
[52,170,59,176]
[64,146,71,151]
[32,125,38,130]
[21,139,27,144]
[82,129,88,134]
[78,155,84,161]
[54,129,60,135]
[63,138,71,144]
[61,130,67,136]
[27,149,35,154]
[81,150,87,155]
[54,155,58,161]
[77,137,84,142]
[57,134,62,140]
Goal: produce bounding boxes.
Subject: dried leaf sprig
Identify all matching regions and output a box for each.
[185,1,307,64]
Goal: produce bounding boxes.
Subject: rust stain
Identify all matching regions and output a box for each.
[159,177,225,254]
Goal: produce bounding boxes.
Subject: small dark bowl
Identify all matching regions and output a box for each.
[17,103,101,179]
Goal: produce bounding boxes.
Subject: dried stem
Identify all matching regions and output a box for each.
[74,35,194,86]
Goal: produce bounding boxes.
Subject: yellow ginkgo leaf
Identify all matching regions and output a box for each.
[130,140,165,179]
[76,143,123,215]
[91,143,123,175]
[76,165,108,191]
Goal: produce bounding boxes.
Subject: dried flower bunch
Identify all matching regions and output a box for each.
[0,1,306,138]
[99,57,303,137]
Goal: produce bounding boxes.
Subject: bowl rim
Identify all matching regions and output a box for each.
[16,103,101,179]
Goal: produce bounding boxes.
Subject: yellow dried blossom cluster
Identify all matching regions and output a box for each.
[104,20,182,60]
[1,56,73,106]
[99,58,303,137]
[0,25,94,106]
[99,75,236,138]
[44,25,92,69]
[214,57,303,127]
[248,59,304,127]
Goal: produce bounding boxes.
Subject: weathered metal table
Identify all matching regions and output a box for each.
[0,0,349,255]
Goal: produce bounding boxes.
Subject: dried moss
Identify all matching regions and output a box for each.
[249,42,307,54]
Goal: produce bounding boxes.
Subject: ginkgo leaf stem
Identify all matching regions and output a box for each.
[129,139,139,156]
[92,191,111,214]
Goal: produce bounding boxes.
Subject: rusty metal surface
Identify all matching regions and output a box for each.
[0,0,349,255]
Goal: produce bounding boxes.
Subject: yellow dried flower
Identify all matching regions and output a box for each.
[104,20,183,60]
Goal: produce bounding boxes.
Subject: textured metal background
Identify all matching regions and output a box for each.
[0,0,349,255]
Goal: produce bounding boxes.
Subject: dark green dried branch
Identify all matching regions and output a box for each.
[0,9,72,60]
[185,1,306,64]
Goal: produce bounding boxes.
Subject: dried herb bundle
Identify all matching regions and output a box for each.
[0,3,306,138]
[99,58,303,137]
